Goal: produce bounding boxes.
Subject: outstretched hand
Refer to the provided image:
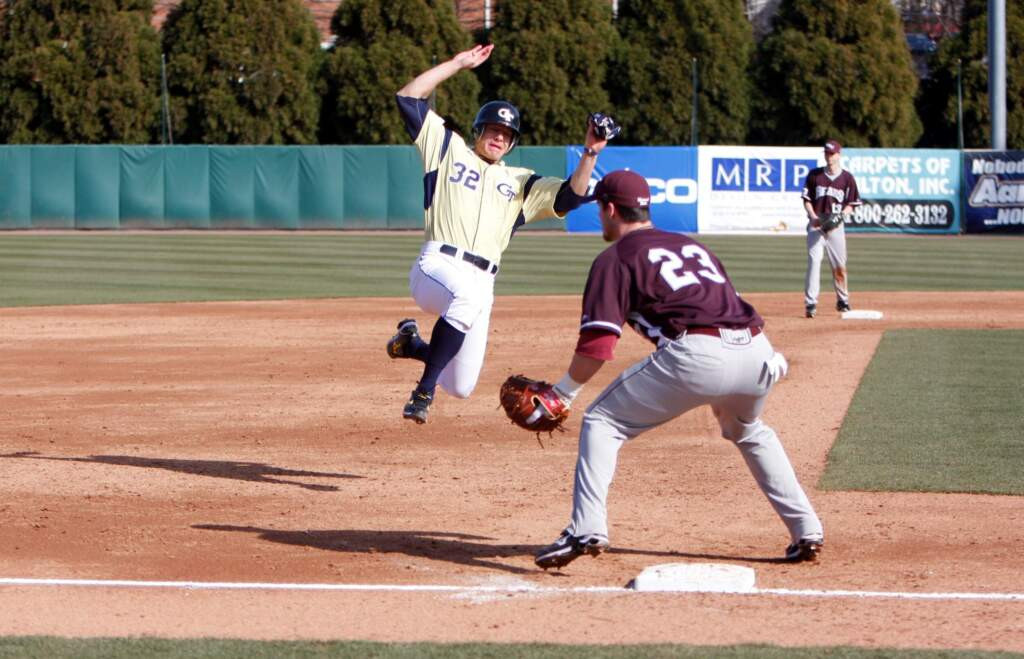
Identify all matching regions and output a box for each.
[454,44,494,70]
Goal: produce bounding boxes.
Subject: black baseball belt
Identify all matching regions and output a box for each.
[439,244,499,275]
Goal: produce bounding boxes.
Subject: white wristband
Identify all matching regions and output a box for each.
[553,373,584,403]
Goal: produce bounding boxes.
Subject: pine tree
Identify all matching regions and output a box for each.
[480,0,616,146]
[160,0,322,144]
[750,0,922,147]
[917,0,1024,148]
[610,0,753,145]
[0,0,161,143]
[320,0,478,144]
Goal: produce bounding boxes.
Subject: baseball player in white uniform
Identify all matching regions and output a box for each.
[387,44,610,424]
[802,139,861,317]
[530,170,824,569]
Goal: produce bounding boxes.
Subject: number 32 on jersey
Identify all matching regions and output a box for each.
[648,245,726,290]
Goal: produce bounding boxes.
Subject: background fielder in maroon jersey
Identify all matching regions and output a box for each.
[801,139,862,317]
[532,170,824,570]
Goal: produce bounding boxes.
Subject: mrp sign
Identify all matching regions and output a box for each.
[709,157,813,193]
[566,146,697,233]
[698,146,820,234]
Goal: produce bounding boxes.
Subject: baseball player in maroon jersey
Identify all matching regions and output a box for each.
[801,139,861,318]
[386,44,612,424]
[531,170,824,570]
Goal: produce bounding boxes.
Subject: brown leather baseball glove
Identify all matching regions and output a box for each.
[499,374,570,435]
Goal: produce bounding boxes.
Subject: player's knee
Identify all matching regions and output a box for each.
[581,412,628,444]
[718,415,760,443]
[442,381,476,399]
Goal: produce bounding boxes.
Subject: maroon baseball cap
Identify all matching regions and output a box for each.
[587,170,651,208]
[824,139,842,154]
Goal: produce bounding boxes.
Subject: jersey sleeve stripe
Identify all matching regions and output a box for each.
[510,174,544,237]
[522,174,541,201]
[581,320,622,335]
[439,128,453,162]
[396,95,430,141]
[423,170,438,210]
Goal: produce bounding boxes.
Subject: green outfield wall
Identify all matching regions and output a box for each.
[0,145,565,230]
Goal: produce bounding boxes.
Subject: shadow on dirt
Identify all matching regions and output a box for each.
[194,523,540,574]
[610,546,790,565]
[0,451,360,491]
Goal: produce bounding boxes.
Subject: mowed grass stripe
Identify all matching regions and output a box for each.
[0,637,1019,659]
[0,234,416,305]
[820,329,1024,495]
[0,237,422,263]
[0,233,1022,307]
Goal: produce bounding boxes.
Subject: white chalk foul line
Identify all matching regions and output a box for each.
[2,578,1024,601]
[757,587,1024,601]
[0,578,619,594]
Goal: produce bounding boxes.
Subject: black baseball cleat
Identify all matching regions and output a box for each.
[784,537,824,563]
[387,318,420,359]
[402,388,433,424]
[836,300,852,313]
[534,530,610,570]
[805,304,817,318]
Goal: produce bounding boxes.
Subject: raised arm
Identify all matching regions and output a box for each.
[397,44,494,99]
[568,122,608,196]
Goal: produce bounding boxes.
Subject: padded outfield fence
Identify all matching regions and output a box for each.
[0,145,565,231]
[0,145,1021,235]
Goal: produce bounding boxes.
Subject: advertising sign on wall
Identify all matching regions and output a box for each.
[697,146,962,235]
[565,146,697,233]
[842,149,960,233]
[697,146,819,234]
[962,150,1024,234]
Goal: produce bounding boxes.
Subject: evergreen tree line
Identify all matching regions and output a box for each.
[0,0,1019,148]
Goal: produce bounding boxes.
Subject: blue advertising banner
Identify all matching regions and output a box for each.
[962,150,1024,233]
[842,149,961,234]
[565,146,697,233]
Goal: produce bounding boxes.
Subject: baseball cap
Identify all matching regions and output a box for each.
[586,170,651,208]
[824,139,842,154]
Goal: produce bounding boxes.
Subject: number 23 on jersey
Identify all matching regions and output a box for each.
[648,245,726,290]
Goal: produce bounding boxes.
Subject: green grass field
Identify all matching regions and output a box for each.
[1,637,1022,659]
[1,232,1022,658]
[820,329,1024,495]
[0,232,1021,306]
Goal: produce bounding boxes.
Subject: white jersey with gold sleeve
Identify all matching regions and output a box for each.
[397,95,564,265]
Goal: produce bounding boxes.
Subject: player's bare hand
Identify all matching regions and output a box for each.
[454,44,494,70]
[585,124,608,154]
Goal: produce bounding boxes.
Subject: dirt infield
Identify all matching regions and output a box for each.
[1,292,1023,651]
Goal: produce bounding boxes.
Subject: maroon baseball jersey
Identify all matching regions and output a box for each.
[801,167,862,216]
[579,228,763,347]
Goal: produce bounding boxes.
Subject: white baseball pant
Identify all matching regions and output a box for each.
[805,223,849,307]
[408,241,495,398]
[564,330,823,545]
